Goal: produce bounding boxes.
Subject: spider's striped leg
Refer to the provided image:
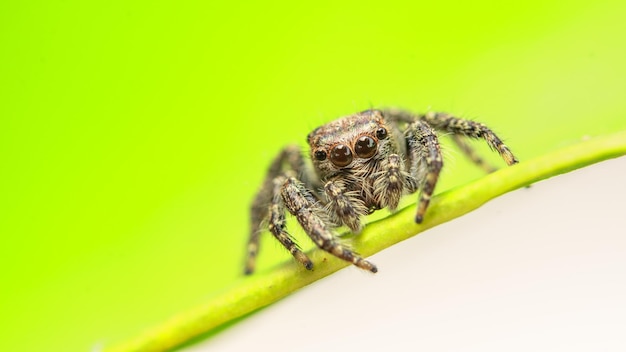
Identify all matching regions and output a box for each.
[266,175,313,271]
[246,145,311,275]
[282,176,378,273]
[420,112,519,166]
[450,134,499,173]
[404,119,443,224]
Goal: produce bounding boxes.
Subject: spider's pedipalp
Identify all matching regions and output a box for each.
[324,180,368,233]
[372,153,407,212]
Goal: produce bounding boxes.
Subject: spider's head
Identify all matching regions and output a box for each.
[307,109,393,178]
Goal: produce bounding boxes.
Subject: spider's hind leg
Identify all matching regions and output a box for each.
[450,134,499,173]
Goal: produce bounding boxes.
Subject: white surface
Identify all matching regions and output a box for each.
[189,157,626,352]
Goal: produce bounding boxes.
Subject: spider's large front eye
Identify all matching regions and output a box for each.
[329,144,353,167]
[354,136,377,159]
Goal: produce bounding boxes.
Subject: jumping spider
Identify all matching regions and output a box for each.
[245,108,518,274]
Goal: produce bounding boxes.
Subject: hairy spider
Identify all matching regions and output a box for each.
[245,108,518,274]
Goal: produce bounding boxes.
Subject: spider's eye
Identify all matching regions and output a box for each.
[354,136,377,159]
[314,150,327,161]
[329,144,353,167]
[376,127,388,140]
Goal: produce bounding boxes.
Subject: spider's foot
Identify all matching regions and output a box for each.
[355,258,378,273]
[244,256,257,275]
[293,251,314,271]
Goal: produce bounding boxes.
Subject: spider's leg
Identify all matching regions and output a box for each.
[246,145,310,275]
[267,175,313,271]
[405,120,443,224]
[421,112,519,166]
[450,134,498,173]
[282,175,378,273]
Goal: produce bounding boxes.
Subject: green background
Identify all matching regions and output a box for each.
[1,1,625,351]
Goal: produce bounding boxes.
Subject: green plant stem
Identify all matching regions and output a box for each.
[105,130,626,352]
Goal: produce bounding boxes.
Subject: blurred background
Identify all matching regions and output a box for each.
[1,1,625,351]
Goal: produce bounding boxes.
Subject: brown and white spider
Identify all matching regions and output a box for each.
[245,108,518,274]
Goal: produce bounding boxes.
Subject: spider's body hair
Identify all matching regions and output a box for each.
[308,111,414,225]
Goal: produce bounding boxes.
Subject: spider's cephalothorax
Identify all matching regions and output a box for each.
[245,109,518,274]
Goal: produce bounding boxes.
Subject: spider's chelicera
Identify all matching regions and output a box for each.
[245,109,518,274]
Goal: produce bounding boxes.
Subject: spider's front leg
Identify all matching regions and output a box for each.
[283,175,378,273]
[421,111,519,166]
[405,119,444,224]
[246,145,311,275]
[267,174,314,271]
